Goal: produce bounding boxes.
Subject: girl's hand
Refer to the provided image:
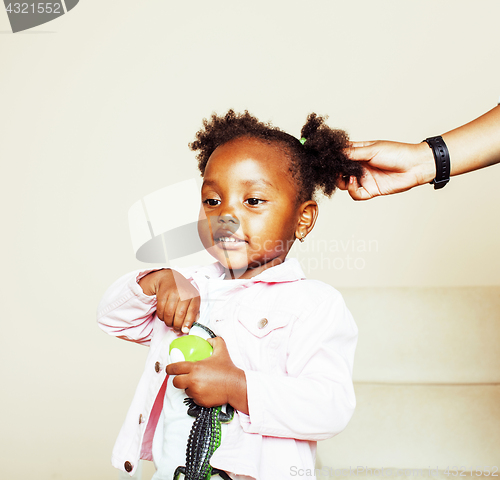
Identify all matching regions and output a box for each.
[166,337,249,414]
[339,140,436,200]
[139,269,200,333]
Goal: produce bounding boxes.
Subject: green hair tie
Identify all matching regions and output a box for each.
[299,137,307,145]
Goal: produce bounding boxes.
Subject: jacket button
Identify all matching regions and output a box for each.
[124,461,133,472]
[154,361,161,373]
[139,414,144,424]
[257,318,268,329]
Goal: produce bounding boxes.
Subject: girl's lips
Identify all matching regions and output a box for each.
[213,229,245,242]
[215,241,247,251]
[214,235,247,250]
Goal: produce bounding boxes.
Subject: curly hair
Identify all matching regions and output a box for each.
[189,109,362,203]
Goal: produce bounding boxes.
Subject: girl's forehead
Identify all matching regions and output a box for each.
[202,137,300,205]
[204,137,293,180]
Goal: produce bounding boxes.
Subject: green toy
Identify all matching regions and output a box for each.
[169,334,213,362]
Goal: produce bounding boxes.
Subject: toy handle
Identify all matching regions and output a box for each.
[192,322,216,338]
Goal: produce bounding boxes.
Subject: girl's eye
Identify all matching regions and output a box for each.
[245,198,265,206]
[203,199,220,206]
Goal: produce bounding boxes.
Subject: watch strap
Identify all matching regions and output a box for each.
[423,136,450,190]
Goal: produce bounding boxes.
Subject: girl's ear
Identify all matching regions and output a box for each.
[295,200,318,242]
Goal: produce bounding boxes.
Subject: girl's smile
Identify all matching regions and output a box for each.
[198,136,315,279]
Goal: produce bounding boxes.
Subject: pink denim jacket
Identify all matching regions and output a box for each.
[97,258,358,479]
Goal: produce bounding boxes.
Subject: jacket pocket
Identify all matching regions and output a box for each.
[236,304,296,338]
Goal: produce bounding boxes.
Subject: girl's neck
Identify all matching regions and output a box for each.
[223,256,286,280]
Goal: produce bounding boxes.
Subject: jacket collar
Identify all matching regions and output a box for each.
[192,257,306,284]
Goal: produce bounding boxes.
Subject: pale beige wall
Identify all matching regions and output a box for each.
[318,287,500,471]
[1,1,499,479]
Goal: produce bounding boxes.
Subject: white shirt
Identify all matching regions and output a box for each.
[152,275,249,479]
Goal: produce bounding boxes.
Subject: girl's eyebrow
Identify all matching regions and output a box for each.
[241,178,274,188]
[202,178,274,188]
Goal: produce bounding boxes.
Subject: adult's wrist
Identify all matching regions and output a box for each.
[414,141,437,186]
[423,136,451,189]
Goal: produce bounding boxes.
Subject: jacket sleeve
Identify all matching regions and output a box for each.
[240,292,358,441]
[96,269,162,346]
[96,265,201,345]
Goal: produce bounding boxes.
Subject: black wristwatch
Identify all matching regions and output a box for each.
[423,136,451,190]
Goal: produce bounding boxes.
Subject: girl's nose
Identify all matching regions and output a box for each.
[218,214,239,226]
[209,215,240,235]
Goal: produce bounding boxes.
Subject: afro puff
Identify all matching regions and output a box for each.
[189,109,363,203]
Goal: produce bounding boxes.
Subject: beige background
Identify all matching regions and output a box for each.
[0,1,499,479]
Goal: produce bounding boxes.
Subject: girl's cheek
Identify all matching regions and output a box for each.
[197,218,213,248]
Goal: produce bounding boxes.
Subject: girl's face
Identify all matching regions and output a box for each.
[198,137,308,279]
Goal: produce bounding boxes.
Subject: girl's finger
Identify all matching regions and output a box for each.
[207,336,226,352]
[172,270,199,301]
[172,298,191,331]
[181,298,201,334]
[172,373,189,391]
[156,291,169,324]
[163,293,179,327]
[166,361,191,376]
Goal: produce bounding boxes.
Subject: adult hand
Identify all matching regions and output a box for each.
[139,269,200,333]
[166,337,248,413]
[339,105,500,200]
[338,140,435,200]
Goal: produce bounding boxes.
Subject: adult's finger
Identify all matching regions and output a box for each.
[349,141,377,148]
[336,173,350,190]
[345,143,377,162]
[347,175,376,201]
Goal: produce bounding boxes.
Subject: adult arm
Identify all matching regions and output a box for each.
[341,105,500,200]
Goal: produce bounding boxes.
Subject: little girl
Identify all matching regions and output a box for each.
[97,110,361,480]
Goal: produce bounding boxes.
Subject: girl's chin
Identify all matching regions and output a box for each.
[205,246,249,270]
[205,247,279,276]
